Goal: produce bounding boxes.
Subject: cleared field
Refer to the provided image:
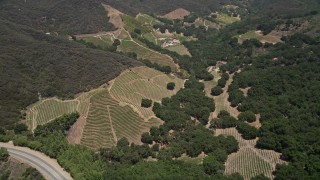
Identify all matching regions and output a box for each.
[110,67,184,119]
[117,40,177,70]
[26,98,78,130]
[215,128,286,180]
[166,45,191,56]
[237,30,282,44]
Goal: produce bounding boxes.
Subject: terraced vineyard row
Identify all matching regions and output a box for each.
[117,40,177,70]
[81,89,161,150]
[26,67,179,150]
[80,90,117,149]
[215,128,286,180]
[225,147,273,180]
[215,128,257,148]
[110,67,184,119]
[26,98,78,129]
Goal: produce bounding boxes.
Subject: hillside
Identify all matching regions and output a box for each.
[102,0,238,16]
[249,0,320,17]
[0,17,141,126]
[1,0,320,179]
[0,0,115,35]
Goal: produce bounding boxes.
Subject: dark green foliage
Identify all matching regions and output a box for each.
[184,78,205,91]
[0,170,10,180]
[211,117,238,129]
[142,59,172,74]
[209,149,228,163]
[251,174,270,180]
[21,167,43,180]
[103,0,226,16]
[175,88,215,125]
[218,110,231,119]
[203,155,224,175]
[117,137,130,148]
[141,99,152,108]
[100,141,152,165]
[211,86,223,96]
[141,132,153,144]
[14,124,28,134]
[236,123,258,140]
[34,112,79,137]
[238,111,256,123]
[228,173,244,180]
[222,72,230,81]
[103,160,213,179]
[0,128,5,135]
[0,148,9,162]
[228,89,245,107]
[0,0,115,35]
[228,32,320,178]
[211,111,238,129]
[134,28,142,34]
[167,82,175,90]
[113,39,121,47]
[218,78,227,88]
[151,144,159,152]
[183,13,199,23]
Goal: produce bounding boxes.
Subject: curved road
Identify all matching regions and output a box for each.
[0,142,72,180]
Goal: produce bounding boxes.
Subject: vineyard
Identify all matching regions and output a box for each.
[117,40,177,70]
[26,98,78,130]
[110,67,184,119]
[215,128,286,180]
[26,66,180,150]
[80,89,162,150]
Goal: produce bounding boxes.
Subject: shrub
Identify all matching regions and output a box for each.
[141,99,152,108]
[211,86,223,96]
[238,111,256,123]
[218,78,227,88]
[14,124,28,134]
[236,122,258,140]
[167,82,175,90]
[141,132,153,144]
[0,148,9,162]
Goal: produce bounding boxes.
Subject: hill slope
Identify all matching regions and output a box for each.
[0,0,115,35]
[102,0,235,16]
[0,17,141,126]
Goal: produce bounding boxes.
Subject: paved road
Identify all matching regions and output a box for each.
[0,142,72,180]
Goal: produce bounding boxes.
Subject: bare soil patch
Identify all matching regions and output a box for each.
[248,114,262,129]
[102,4,124,29]
[162,8,190,19]
[67,116,86,144]
[239,87,251,97]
